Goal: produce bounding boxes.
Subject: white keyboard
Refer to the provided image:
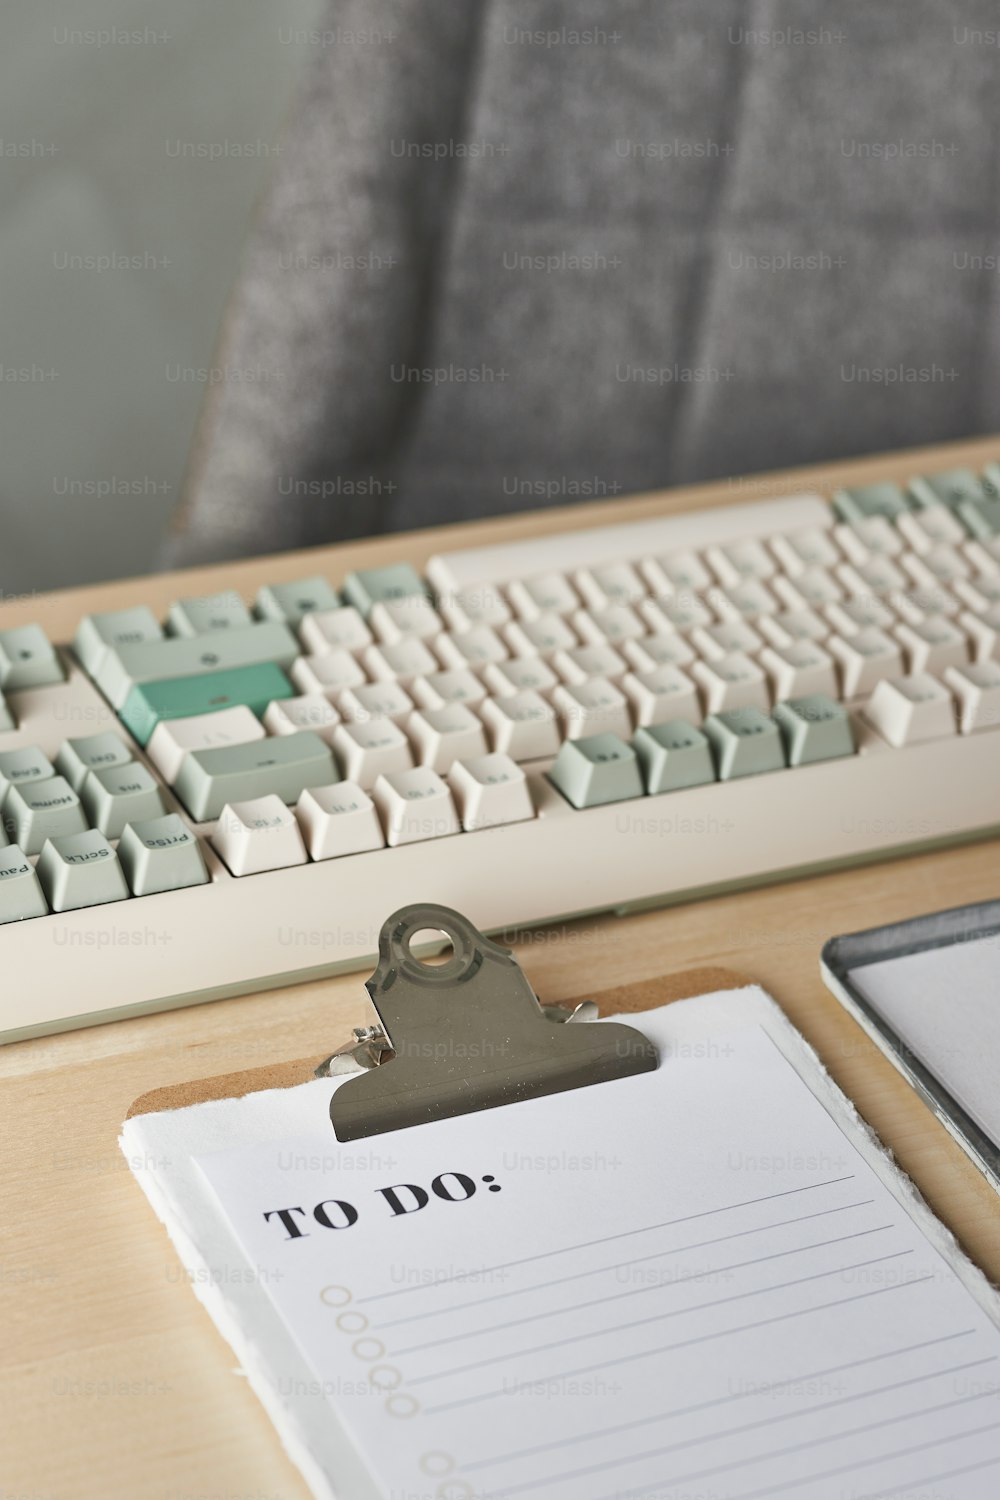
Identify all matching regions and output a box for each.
[2,466,999,1041]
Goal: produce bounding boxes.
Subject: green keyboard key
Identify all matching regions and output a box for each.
[547,733,643,809]
[832,483,910,523]
[6,776,88,855]
[908,468,991,514]
[81,763,167,839]
[631,720,715,795]
[119,662,294,746]
[342,564,428,618]
[0,844,48,923]
[958,495,1000,538]
[255,577,340,625]
[773,694,855,767]
[96,622,298,709]
[173,730,338,821]
[118,814,209,896]
[55,732,133,791]
[36,829,129,912]
[167,591,252,636]
[0,625,64,691]
[0,746,55,809]
[73,607,163,676]
[703,708,785,781]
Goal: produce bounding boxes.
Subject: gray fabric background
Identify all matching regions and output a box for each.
[167,1,1000,565]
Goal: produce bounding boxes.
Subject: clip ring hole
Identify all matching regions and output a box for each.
[406,928,456,967]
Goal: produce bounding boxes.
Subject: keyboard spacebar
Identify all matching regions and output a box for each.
[427,492,831,591]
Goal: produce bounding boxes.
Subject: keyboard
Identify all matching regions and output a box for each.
[2,464,999,1041]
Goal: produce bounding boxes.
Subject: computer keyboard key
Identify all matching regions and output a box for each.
[119,662,294,747]
[623,666,701,727]
[623,633,695,671]
[480,690,561,761]
[897,505,965,551]
[0,845,48,924]
[339,681,415,725]
[895,619,969,675]
[547,733,643,809]
[438,584,512,632]
[642,550,712,594]
[771,528,841,575]
[373,767,461,846]
[0,746,55,808]
[832,482,909,522]
[774,569,841,611]
[965,536,1000,574]
[691,654,769,714]
[631,721,715,795]
[642,592,712,633]
[482,657,558,697]
[363,638,438,684]
[296,782,385,860]
[448,753,535,830]
[0,625,64,691]
[98,622,299,709]
[505,613,578,658]
[255,576,340,624]
[758,609,829,648]
[904,546,969,591]
[553,678,632,740]
[213,795,309,875]
[173,731,338,821]
[147,707,265,782]
[713,579,780,618]
[290,649,366,696]
[342,563,427,618]
[81,763,167,839]
[407,704,488,773]
[369,595,444,642]
[573,604,646,647]
[117,815,210,896]
[825,597,896,636]
[262,695,340,745]
[691,620,764,660]
[829,627,904,698]
[507,572,579,618]
[554,643,627,685]
[6,777,88,855]
[772,694,855,767]
[574,562,646,610]
[759,643,838,701]
[73,606,164,676]
[706,539,775,587]
[959,495,1000,538]
[864,673,956,747]
[55,732,134,792]
[893,585,960,627]
[435,625,508,669]
[954,573,1000,615]
[704,708,785,781]
[36,829,129,912]
[331,718,413,789]
[410,669,487,711]
[962,604,1000,662]
[908,468,991,513]
[0,692,13,732]
[944,661,1000,734]
[298,606,374,655]
[832,516,902,564]
[167,591,252,636]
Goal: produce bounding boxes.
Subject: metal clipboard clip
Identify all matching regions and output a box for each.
[322,903,658,1141]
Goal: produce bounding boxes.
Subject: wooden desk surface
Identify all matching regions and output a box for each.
[2,436,999,1500]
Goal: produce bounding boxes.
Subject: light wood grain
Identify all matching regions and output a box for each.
[1,436,998,1500]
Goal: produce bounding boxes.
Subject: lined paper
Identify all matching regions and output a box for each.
[191,1015,1000,1500]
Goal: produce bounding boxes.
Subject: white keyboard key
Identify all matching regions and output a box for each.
[291,649,366,696]
[944,661,1000,734]
[966,537,1000,574]
[641,550,712,594]
[573,604,646,646]
[623,633,695,671]
[439,585,512,632]
[369,594,443,642]
[832,517,902,564]
[759,643,838,701]
[954,573,1000,615]
[296,782,385,860]
[691,653,769,714]
[623,666,701,726]
[552,677,632,739]
[407,704,487,773]
[773,569,841,611]
[706,538,775,586]
[481,657,558,697]
[338,681,415,725]
[829,627,904,698]
[897,504,965,552]
[507,572,579,618]
[771,527,842,576]
[410,669,486,711]
[961,604,1000,662]
[263,694,341,745]
[435,625,508,670]
[331,718,413,789]
[148,706,266,782]
[574,561,646,609]
[373,767,461,846]
[825,597,896,636]
[553,643,628,685]
[447,754,534,831]
[893,585,960,626]
[712,579,780,618]
[758,609,829,648]
[298,606,373,655]
[904,546,970,591]
[895,619,970,675]
[504,613,577,657]
[837,558,906,597]
[641,592,712,633]
[864,674,956,748]
[362,637,438,684]
[213,794,308,875]
[690,620,764,660]
[480,690,561,760]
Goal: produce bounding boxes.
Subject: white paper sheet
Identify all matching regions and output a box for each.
[122,988,1000,1500]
